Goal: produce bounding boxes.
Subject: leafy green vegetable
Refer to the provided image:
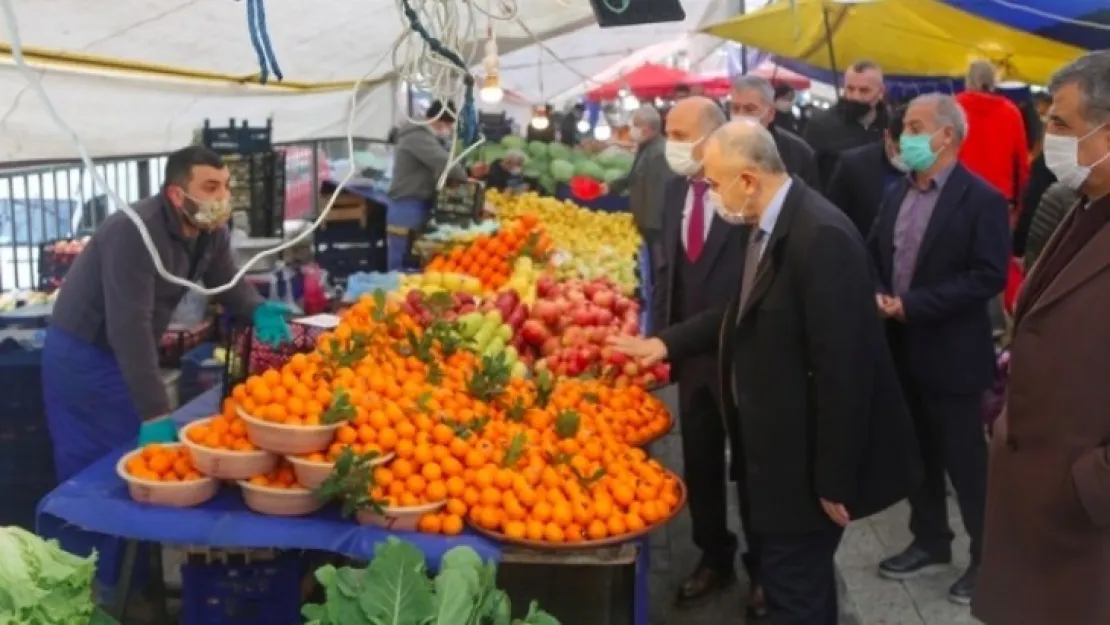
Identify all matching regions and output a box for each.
[0,527,98,625]
[302,539,560,625]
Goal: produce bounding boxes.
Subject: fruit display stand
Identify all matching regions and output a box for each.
[37,198,669,624]
[36,386,654,625]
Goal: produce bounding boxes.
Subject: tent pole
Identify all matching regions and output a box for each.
[739,0,748,73]
[821,4,840,93]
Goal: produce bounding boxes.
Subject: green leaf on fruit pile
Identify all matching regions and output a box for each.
[554,409,581,440]
[416,391,434,413]
[359,538,436,625]
[535,370,554,408]
[315,447,385,517]
[500,432,528,469]
[571,465,606,489]
[467,353,512,402]
[504,396,527,423]
[405,328,436,363]
[370,290,389,323]
[424,291,456,317]
[544,450,574,466]
[581,392,600,404]
[322,388,356,425]
[426,361,445,386]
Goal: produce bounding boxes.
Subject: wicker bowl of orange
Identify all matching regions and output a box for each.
[117,444,219,508]
[180,415,279,480]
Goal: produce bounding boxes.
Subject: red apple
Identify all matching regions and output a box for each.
[623,361,641,376]
[592,290,615,310]
[508,306,529,329]
[532,300,560,325]
[537,275,558,297]
[651,363,670,382]
[607,350,629,366]
[541,337,561,356]
[522,319,550,345]
[594,308,614,326]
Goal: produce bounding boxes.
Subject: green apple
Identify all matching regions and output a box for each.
[496,323,513,342]
[504,345,518,363]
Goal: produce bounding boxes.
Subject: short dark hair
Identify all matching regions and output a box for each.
[426,100,458,122]
[1032,91,1052,105]
[164,146,225,189]
[1049,51,1110,126]
[849,59,881,74]
[774,84,796,100]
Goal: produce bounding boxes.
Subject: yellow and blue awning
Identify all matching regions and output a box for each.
[702,0,1089,87]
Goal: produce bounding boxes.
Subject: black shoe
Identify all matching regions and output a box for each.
[947,565,977,606]
[675,565,737,608]
[878,545,952,581]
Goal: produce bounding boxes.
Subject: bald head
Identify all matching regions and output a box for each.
[665,96,727,167]
[702,120,788,224]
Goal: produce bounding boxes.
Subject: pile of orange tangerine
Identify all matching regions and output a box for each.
[124,445,204,483]
[185,293,682,545]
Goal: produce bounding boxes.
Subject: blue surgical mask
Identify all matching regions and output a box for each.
[898,132,939,172]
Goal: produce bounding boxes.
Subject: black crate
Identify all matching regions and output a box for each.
[314,205,388,282]
[202,118,274,155]
[0,341,54,532]
[226,152,286,239]
[433,180,486,227]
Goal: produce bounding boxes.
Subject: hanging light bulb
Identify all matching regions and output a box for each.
[530,106,550,130]
[479,35,503,104]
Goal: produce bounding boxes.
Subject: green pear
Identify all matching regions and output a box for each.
[484,309,503,325]
[457,312,485,338]
[483,336,506,358]
[511,361,529,379]
[496,323,514,342]
[473,324,496,350]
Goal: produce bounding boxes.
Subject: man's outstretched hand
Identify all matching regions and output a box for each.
[606,335,668,366]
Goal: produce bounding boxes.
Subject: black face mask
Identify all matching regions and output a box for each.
[841,99,873,121]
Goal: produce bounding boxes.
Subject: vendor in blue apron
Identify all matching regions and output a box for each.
[44,145,291,482]
[387,99,469,269]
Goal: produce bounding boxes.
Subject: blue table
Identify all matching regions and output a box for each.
[37,387,651,624]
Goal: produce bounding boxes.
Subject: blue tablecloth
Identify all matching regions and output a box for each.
[37,387,499,565]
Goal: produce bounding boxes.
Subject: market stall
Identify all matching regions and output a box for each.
[34,193,671,624]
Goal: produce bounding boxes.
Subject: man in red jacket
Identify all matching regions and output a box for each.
[955,61,1030,218]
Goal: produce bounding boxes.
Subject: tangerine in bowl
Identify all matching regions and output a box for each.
[180,415,279,480]
[286,446,394,490]
[117,444,219,508]
[238,461,325,516]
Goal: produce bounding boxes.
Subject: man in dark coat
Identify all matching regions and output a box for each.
[803,60,889,189]
[729,75,820,190]
[825,104,908,237]
[611,120,921,625]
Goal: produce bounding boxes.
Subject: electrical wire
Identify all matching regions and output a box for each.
[0,0,635,295]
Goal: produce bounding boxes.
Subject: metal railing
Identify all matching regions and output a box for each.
[0,137,394,292]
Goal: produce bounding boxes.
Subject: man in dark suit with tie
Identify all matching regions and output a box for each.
[613,120,921,625]
[650,96,765,614]
[729,75,821,190]
[826,104,908,236]
[866,94,1010,606]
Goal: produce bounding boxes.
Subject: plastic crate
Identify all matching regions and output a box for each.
[181,552,303,625]
[179,343,225,406]
[433,179,486,226]
[0,341,54,531]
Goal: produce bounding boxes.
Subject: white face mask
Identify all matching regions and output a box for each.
[709,178,757,225]
[665,140,702,175]
[1044,125,1109,190]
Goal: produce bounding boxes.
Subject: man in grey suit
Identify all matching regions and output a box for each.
[605,105,675,274]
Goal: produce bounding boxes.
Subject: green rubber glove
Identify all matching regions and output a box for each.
[139,417,178,446]
[253,301,294,347]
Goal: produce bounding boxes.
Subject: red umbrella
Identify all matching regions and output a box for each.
[585,63,701,102]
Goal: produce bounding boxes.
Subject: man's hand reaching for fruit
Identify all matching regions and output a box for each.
[606,335,668,366]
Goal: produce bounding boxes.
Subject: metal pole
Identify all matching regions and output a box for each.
[739,0,748,74]
[821,5,840,93]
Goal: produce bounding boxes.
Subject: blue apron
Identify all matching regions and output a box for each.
[387,197,433,271]
[41,326,144,594]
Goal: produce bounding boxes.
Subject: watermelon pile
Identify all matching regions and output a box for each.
[470,136,635,196]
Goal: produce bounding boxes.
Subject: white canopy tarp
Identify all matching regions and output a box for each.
[0,0,598,162]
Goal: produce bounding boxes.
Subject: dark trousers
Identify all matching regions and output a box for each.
[678,382,759,581]
[896,360,988,562]
[760,526,843,625]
